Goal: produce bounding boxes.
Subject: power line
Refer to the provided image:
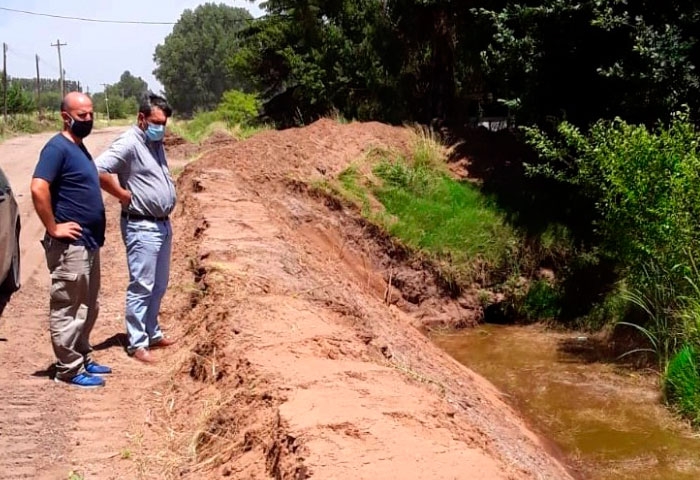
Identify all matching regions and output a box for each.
[0,6,176,25]
[6,49,35,66]
[40,59,60,74]
[6,45,35,61]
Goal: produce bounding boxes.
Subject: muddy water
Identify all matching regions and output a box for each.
[431,324,700,480]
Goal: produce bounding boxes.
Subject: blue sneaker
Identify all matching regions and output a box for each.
[85,361,113,375]
[55,372,105,389]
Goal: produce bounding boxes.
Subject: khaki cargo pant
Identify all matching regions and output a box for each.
[43,235,100,381]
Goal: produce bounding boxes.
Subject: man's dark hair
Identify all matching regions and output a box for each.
[139,93,173,118]
[60,100,67,112]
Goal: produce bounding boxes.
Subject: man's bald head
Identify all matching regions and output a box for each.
[60,91,92,113]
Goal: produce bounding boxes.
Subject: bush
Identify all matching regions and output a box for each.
[521,280,561,321]
[217,90,260,126]
[526,110,700,336]
[664,345,700,423]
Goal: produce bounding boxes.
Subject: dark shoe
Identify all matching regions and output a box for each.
[55,372,105,389]
[150,337,177,349]
[85,361,112,375]
[132,347,157,363]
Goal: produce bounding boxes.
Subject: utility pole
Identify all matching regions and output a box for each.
[51,39,67,96]
[101,83,110,123]
[2,43,7,122]
[35,54,41,114]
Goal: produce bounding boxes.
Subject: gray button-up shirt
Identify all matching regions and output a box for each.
[95,126,177,218]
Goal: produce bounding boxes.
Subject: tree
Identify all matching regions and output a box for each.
[6,82,34,113]
[477,0,700,127]
[92,89,138,120]
[233,0,490,126]
[115,71,149,104]
[153,3,253,115]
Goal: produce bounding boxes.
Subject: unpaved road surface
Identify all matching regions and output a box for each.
[0,123,574,479]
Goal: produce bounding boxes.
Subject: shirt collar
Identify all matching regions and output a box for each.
[132,124,147,142]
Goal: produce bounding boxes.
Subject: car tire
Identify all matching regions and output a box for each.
[0,223,20,293]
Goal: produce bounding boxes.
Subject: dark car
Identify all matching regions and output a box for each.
[0,165,20,293]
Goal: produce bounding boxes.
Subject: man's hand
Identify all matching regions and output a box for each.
[99,172,131,208]
[49,221,82,240]
[119,189,132,208]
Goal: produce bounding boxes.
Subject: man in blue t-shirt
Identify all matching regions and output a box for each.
[30,91,112,389]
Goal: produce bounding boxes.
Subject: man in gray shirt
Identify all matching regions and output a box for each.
[95,94,177,363]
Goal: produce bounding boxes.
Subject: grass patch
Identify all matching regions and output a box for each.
[0,112,61,140]
[169,113,271,144]
[169,112,227,143]
[372,158,517,283]
[320,128,524,288]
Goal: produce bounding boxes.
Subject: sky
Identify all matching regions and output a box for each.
[0,1,264,94]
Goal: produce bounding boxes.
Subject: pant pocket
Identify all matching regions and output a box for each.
[50,271,79,305]
[44,237,69,272]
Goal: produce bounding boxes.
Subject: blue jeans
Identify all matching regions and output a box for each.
[120,218,172,353]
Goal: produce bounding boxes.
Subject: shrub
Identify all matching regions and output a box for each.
[217,90,260,126]
[521,280,561,321]
[664,345,700,423]
[526,110,700,335]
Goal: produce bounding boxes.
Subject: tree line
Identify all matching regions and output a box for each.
[153,1,700,129]
[1,75,80,114]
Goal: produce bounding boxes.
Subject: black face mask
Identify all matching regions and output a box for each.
[67,115,93,139]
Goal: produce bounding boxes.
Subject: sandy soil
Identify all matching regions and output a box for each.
[0,121,574,479]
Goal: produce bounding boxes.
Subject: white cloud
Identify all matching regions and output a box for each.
[0,0,264,95]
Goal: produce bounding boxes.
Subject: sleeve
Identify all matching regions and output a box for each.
[94,133,133,174]
[33,143,64,183]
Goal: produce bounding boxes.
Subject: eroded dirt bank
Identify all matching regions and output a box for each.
[155,120,574,479]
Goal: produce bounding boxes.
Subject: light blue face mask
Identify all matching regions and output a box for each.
[145,122,165,142]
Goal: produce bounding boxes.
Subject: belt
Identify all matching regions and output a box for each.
[121,211,169,222]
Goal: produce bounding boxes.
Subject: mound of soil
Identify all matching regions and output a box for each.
[156,119,573,478]
[164,130,201,164]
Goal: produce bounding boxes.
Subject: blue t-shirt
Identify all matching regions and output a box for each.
[33,134,106,250]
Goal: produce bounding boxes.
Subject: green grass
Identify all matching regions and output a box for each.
[169,112,226,143]
[0,112,60,140]
[337,165,371,213]
[324,131,521,288]
[373,160,516,270]
[169,112,270,144]
[94,117,132,128]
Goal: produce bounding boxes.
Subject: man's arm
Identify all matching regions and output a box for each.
[95,132,133,208]
[30,178,81,240]
[98,173,131,207]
